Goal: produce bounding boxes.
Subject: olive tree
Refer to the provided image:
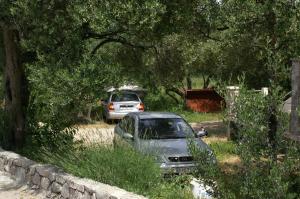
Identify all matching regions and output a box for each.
[0,0,164,148]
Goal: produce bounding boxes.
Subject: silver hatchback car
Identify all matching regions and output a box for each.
[102,91,144,123]
[114,112,212,174]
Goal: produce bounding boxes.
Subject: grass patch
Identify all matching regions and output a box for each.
[143,87,222,124]
[209,141,237,162]
[21,121,239,198]
[22,143,193,199]
[201,122,240,172]
[176,111,222,123]
[168,104,223,123]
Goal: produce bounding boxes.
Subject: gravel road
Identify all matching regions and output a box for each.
[75,124,115,145]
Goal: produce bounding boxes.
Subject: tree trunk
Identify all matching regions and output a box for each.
[166,90,179,104]
[3,28,28,149]
[202,75,211,89]
[186,74,192,90]
[86,104,92,122]
[268,104,278,161]
[291,59,300,135]
[166,87,185,99]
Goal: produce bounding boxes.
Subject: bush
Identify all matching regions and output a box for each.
[22,98,77,153]
[188,85,300,199]
[143,90,182,111]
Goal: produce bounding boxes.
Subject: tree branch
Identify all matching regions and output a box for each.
[166,87,185,98]
[84,29,125,40]
[198,29,222,42]
[91,36,156,55]
[166,90,180,104]
[217,26,229,31]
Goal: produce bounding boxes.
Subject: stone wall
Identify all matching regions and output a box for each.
[0,148,146,199]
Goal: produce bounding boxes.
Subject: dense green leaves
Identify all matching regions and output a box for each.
[219,0,300,88]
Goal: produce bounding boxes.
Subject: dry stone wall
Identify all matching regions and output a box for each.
[0,148,146,199]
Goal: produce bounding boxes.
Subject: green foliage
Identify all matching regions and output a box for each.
[175,110,222,123]
[1,0,165,126]
[189,139,230,198]
[1,1,300,197]
[153,36,186,90]
[219,0,300,89]
[188,85,300,198]
[150,175,194,199]
[232,86,299,198]
[23,141,193,199]
[143,89,222,123]
[234,86,288,160]
[27,53,122,124]
[143,89,182,111]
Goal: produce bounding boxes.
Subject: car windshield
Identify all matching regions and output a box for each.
[138,118,195,139]
[111,93,139,102]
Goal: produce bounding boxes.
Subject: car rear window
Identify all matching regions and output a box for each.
[111,93,139,102]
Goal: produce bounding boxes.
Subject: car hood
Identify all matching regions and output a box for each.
[138,138,210,159]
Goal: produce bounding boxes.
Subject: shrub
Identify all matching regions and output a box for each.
[189,85,300,199]
[22,98,77,153]
[143,90,183,111]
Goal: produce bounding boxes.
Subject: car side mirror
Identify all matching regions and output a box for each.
[197,128,208,138]
[123,133,134,140]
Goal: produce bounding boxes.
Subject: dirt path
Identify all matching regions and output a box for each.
[75,122,115,145]
[75,121,226,145]
[0,172,44,199]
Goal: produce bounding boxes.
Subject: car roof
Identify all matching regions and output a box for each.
[128,112,182,119]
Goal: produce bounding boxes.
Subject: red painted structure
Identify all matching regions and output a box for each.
[185,89,225,113]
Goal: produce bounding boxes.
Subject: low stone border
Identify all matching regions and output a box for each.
[0,148,146,199]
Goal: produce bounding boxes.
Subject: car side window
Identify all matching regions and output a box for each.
[120,116,135,135]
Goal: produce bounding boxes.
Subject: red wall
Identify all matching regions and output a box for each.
[185,89,225,113]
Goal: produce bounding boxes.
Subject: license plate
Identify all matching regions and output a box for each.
[175,167,194,174]
[120,105,133,109]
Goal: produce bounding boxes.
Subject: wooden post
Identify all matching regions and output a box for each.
[290,59,300,136]
[226,86,239,139]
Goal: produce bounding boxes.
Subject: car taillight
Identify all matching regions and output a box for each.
[138,103,144,111]
[108,103,114,111]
